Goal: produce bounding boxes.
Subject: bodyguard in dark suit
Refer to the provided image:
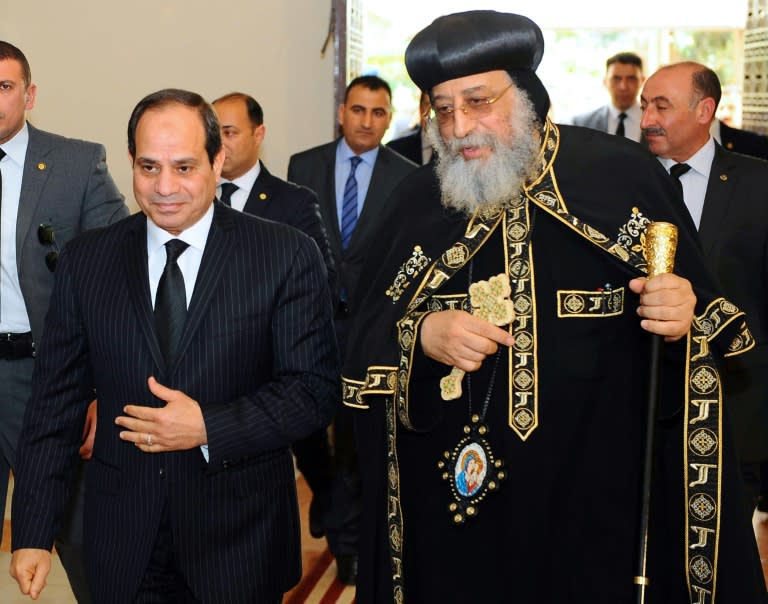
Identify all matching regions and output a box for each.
[642,62,768,517]
[570,52,645,144]
[9,89,338,603]
[0,41,127,603]
[212,91,338,533]
[211,92,334,287]
[288,75,416,584]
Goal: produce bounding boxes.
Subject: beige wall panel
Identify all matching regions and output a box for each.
[1,1,334,210]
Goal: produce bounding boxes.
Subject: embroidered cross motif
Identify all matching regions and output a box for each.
[439,274,515,401]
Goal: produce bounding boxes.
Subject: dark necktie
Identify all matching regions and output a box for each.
[219,182,238,206]
[669,163,691,200]
[615,112,627,137]
[155,239,189,367]
[340,156,362,250]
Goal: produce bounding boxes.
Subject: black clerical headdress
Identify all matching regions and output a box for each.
[405,11,550,122]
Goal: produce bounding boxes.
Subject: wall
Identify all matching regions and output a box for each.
[0,1,335,210]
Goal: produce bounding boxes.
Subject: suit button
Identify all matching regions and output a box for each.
[222,461,230,469]
[159,467,166,478]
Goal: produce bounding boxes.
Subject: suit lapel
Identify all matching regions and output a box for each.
[347,146,390,253]
[698,145,733,257]
[318,143,342,257]
[599,106,610,132]
[16,125,53,257]
[174,203,236,369]
[242,164,275,217]
[121,215,165,370]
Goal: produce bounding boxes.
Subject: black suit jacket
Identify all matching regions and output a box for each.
[719,121,768,161]
[699,144,768,462]
[287,139,416,310]
[11,203,339,602]
[240,162,335,292]
[387,127,424,165]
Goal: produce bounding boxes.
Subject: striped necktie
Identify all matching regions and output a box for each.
[340,156,362,250]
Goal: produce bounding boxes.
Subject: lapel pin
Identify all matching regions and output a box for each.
[37,162,47,171]
[719,174,727,181]
[259,193,267,200]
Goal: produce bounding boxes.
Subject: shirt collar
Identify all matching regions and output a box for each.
[146,202,214,255]
[219,159,260,191]
[658,136,715,180]
[0,121,29,167]
[337,136,379,166]
[609,103,641,120]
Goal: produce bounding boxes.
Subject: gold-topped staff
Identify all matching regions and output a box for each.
[634,221,678,603]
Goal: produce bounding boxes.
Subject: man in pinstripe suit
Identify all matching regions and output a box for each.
[9,89,339,603]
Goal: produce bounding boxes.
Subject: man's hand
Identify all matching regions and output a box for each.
[79,399,97,460]
[115,377,207,453]
[9,548,51,600]
[420,310,514,372]
[630,273,696,342]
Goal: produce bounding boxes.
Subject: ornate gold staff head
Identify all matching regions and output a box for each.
[643,222,678,277]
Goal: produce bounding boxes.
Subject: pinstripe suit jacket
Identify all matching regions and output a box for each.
[11,202,339,603]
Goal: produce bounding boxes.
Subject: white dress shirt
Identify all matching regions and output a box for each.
[608,103,643,143]
[217,160,260,212]
[657,137,715,230]
[0,123,31,332]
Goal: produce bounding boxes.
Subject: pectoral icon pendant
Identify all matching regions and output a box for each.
[438,415,506,524]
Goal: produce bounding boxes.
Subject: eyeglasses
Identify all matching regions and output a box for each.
[38,223,59,272]
[428,83,514,127]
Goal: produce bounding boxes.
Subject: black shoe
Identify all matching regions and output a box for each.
[336,554,357,586]
[309,491,329,538]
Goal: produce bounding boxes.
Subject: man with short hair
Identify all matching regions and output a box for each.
[9,89,338,603]
[288,74,416,584]
[212,92,334,285]
[0,39,128,603]
[641,61,768,523]
[571,52,645,143]
[343,12,765,603]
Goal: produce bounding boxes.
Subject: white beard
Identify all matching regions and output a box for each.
[427,90,541,216]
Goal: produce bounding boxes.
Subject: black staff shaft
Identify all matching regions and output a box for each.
[634,220,677,603]
[634,332,663,603]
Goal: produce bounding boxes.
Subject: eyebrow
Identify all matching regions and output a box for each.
[136,156,200,166]
[640,94,671,105]
[433,85,493,101]
[350,103,388,111]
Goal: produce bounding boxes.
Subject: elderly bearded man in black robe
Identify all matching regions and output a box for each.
[342,10,767,604]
